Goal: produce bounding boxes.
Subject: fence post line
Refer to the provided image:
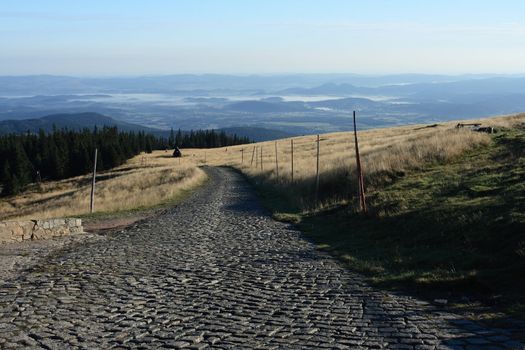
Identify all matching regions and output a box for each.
[90,148,98,214]
[353,111,367,213]
[291,139,294,183]
[315,134,320,205]
[274,141,279,178]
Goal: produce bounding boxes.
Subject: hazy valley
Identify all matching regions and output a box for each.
[2,74,525,139]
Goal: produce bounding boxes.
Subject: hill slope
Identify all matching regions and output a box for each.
[192,113,525,317]
[300,126,525,315]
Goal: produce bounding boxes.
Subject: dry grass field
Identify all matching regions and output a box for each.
[0,151,206,220]
[190,116,522,211]
[1,113,523,221]
[212,113,523,316]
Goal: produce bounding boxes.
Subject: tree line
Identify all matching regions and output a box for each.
[168,128,249,149]
[0,127,249,196]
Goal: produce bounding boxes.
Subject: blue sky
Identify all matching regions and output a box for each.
[1,0,524,75]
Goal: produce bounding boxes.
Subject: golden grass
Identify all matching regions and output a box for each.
[2,113,523,219]
[187,114,525,210]
[462,113,525,128]
[0,151,206,220]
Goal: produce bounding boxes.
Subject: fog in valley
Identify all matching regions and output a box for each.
[2,74,525,139]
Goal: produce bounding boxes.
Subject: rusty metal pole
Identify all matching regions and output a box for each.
[90,148,97,214]
[353,111,367,213]
[315,134,320,205]
[250,146,256,166]
[291,139,294,183]
[274,141,279,178]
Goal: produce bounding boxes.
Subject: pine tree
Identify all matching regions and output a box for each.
[169,128,175,148]
[1,162,19,195]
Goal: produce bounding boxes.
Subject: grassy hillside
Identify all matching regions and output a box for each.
[0,152,206,220]
[199,118,495,211]
[195,113,525,316]
[2,112,523,316]
[297,127,525,316]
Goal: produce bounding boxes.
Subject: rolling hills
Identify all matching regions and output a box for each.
[3,74,525,136]
[0,112,294,141]
[0,112,162,135]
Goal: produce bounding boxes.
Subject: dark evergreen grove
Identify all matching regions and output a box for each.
[0,127,249,196]
[167,128,249,149]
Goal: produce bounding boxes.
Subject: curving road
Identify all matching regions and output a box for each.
[0,167,523,349]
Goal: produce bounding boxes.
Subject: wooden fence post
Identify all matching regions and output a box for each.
[250,146,256,166]
[315,135,320,205]
[260,146,263,171]
[241,148,244,164]
[90,148,98,214]
[274,141,279,178]
[291,139,294,183]
[353,111,367,213]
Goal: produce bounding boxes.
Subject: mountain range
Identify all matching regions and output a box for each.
[0,112,293,141]
[1,74,525,136]
[1,74,522,96]
[0,113,159,135]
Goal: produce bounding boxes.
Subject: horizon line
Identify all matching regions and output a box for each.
[2,72,525,78]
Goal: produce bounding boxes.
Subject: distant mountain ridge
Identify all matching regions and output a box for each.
[0,112,162,135]
[0,112,295,142]
[278,77,525,97]
[2,73,525,138]
[0,74,520,95]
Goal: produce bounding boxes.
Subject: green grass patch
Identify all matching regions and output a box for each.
[251,128,525,318]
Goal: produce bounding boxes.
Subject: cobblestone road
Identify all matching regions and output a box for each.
[0,167,523,349]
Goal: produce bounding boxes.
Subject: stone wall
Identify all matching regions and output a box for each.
[0,218,83,244]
